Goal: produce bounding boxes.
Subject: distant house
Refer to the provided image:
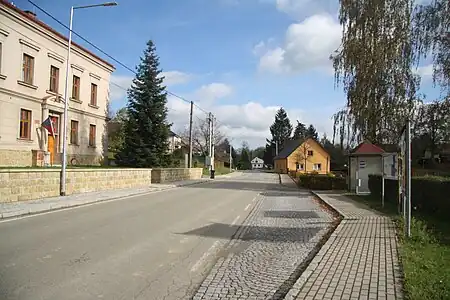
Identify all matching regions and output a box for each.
[348,142,398,194]
[167,131,181,153]
[251,157,264,169]
[273,138,330,174]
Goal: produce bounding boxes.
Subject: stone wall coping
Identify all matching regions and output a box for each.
[152,168,202,170]
[0,168,153,173]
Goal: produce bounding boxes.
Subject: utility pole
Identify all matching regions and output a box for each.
[405,118,412,237]
[208,113,212,170]
[275,140,279,156]
[229,144,232,172]
[211,115,215,173]
[188,101,193,168]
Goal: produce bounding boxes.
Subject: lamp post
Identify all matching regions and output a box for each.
[60,2,117,196]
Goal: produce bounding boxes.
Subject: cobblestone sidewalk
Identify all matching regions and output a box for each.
[286,192,403,300]
[190,178,336,299]
[0,179,207,219]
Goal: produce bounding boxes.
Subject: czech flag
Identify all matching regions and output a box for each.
[41,117,55,137]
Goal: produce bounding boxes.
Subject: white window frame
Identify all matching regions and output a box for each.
[313,163,322,171]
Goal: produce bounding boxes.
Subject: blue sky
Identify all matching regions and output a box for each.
[15,0,440,147]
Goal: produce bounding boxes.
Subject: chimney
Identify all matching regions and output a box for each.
[24,10,36,18]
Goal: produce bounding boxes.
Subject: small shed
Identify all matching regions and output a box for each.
[349,142,398,194]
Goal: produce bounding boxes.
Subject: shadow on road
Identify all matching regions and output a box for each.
[263,210,320,219]
[184,180,309,194]
[183,181,279,192]
[179,223,322,243]
[260,191,310,197]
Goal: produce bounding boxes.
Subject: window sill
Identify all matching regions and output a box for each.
[46,90,62,97]
[70,97,82,104]
[17,80,38,90]
[70,143,79,147]
[17,138,33,143]
[88,145,97,148]
[88,104,99,109]
[0,74,6,80]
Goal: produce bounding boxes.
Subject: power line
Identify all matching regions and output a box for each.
[27,0,211,112]
[193,103,209,115]
[0,20,133,97]
[26,0,233,143]
[28,0,136,75]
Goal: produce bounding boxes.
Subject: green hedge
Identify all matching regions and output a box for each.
[297,174,347,190]
[368,175,400,203]
[368,174,450,218]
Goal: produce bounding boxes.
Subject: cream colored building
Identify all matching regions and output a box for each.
[0,0,115,166]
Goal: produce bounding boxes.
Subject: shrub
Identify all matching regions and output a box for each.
[368,174,450,218]
[297,174,347,190]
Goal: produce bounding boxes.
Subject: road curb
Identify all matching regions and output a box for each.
[0,180,209,221]
[284,192,344,299]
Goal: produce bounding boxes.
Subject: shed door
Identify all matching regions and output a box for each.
[357,157,382,194]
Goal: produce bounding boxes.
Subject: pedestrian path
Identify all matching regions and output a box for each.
[0,179,207,219]
[286,191,403,300]
[279,173,298,189]
[191,176,335,300]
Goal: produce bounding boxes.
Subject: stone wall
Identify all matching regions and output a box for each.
[0,150,32,167]
[151,168,203,183]
[0,168,152,203]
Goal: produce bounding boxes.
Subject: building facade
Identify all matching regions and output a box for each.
[348,142,398,194]
[274,138,330,174]
[251,157,264,169]
[0,0,115,166]
[167,131,182,153]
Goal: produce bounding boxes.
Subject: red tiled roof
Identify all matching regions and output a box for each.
[0,0,115,70]
[352,142,385,155]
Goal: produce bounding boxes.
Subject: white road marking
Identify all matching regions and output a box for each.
[230,215,240,226]
[190,240,221,273]
[180,237,189,244]
[244,204,251,211]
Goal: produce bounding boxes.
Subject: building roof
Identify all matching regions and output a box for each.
[350,142,399,156]
[274,139,305,160]
[168,131,179,137]
[1,0,114,70]
[251,157,263,163]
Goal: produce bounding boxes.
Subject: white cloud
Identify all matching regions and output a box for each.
[257,14,342,74]
[262,0,337,19]
[165,83,335,148]
[415,64,433,80]
[159,71,192,86]
[252,38,275,56]
[109,77,335,148]
[109,71,192,103]
[109,75,133,102]
[276,0,312,14]
[194,83,233,104]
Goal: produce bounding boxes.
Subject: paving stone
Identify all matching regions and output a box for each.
[282,192,404,300]
[191,176,334,299]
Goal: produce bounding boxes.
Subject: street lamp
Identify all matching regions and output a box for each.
[60,2,118,196]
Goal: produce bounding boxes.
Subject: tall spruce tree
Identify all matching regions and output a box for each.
[292,121,307,140]
[116,40,171,167]
[269,108,293,148]
[306,124,319,140]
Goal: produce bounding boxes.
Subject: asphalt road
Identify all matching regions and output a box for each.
[0,171,280,300]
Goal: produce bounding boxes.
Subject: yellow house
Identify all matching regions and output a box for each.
[274,138,330,174]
